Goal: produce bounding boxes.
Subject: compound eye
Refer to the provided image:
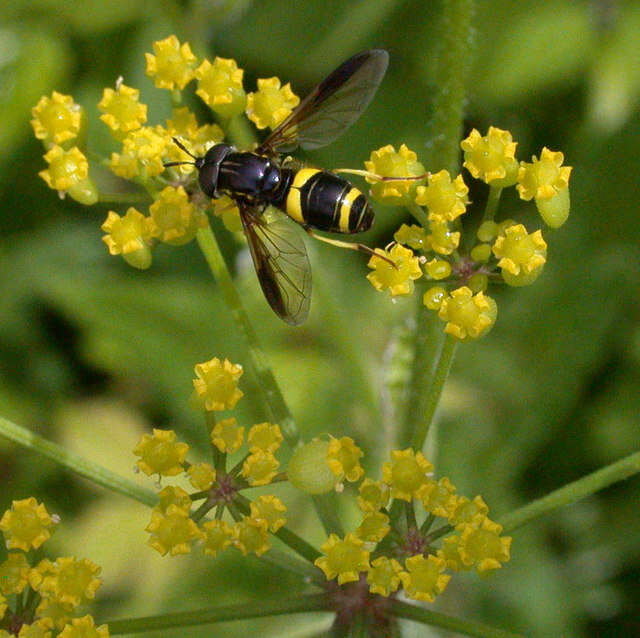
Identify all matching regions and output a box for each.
[198,162,220,198]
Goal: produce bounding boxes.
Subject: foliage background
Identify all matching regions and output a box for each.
[1,1,639,636]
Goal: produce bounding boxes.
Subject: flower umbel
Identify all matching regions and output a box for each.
[0,500,109,636]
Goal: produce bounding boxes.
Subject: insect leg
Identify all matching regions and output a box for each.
[304,228,396,267]
[333,168,430,182]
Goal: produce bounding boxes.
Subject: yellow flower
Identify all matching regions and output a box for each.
[0,593,6,618]
[0,498,56,551]
[193,357,244,412]
[38,557,102,607]
[355,512,390,543]
[449,495,489,527]
[367,243,423,297]
[399,554,450,602]
[492,223,547,286]
[241,450,280,486]
[0,552,30,594]
[195,57,247,119]
[438,287,497,341]
[31,92,84,147]
[110,126,167,179]
[357,479,390,513]
[250,495,287,533]
[246,77,299,129]
[393,223,429,251]
[365,144,426,205]
[98,84,147,135]
[415,170,469,222]
[155,486,192,516]
[417,477,458,518]
[422,285,447,311]
[38,146,98,205]
[427,218,460,255]
[34,597,74,631]
[232,517,270,556]
[425,258,451,280]
[437,535,464,572]
[145,505,203,556]
[314,533,370,585]
[326,436,364,483]
[187,462,216,491]
[101,208,152,270]
[461,126,519,186]
[366,556,403,597]
[457,518,512,574]
[165,107,198,138]
[14,621,52,638]
[58,615,109,638]
[516,147,572,201]
[210,417,244,453]
[202,519,233,557]
[133,428,189,477]
[381,449,433,501]
[247,422,283,453]
[145,35,197,90]
[147,186,208,246]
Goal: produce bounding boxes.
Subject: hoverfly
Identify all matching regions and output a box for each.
[166,49,390,325]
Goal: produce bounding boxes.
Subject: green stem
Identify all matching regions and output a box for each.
[97,191,150,205]
[0,416,157,507]
[274,527,322,564]
[499,451,640,533]
[407,202,430,228]
[424,0,476,175]
[312,494,345,537]
[398,0,474,455]
[484,185,503,221]
[105,593,331,635]
[195,226,298,446]
[257,549,324,586]
[410,333,457,451]
[390,600,524,638]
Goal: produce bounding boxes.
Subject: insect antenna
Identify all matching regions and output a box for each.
[163,137,199,168]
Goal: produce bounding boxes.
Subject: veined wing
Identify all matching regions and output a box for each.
[257,49,388,155]
[240,204,312,325]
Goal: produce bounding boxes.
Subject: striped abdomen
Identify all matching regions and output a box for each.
[283,168,373,234]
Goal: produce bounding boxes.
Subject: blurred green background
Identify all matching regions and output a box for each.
[1,1,639,637]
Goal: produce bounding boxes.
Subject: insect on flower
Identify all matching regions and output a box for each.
[166,50,409,325]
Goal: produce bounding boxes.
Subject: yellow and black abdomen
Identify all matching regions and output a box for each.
[284,168,373,234]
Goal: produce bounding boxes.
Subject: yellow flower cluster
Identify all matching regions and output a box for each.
[364,127,572,340]
[134,356,286,558]
[31,35,301,267]
[305,446,511,603]
[0,498,109,636]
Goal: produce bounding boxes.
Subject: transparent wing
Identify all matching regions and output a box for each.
[257,49,388,155]
[240,204,312,325]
